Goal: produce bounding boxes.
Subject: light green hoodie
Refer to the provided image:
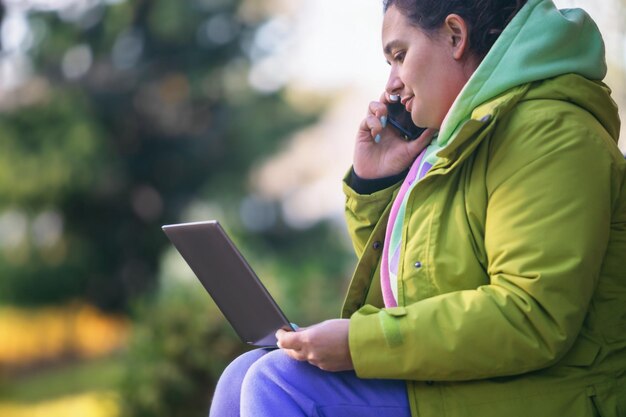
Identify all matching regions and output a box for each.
[432,0,607,156]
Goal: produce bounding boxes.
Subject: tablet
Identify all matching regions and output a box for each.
[162,220,294,347]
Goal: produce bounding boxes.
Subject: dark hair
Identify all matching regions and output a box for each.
[383,0,528,57]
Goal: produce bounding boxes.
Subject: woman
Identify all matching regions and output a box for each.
[210,0,626,416]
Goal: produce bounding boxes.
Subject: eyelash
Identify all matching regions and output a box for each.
[393,52,405,63]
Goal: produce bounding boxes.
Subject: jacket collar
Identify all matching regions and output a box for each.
[431,83,531,174]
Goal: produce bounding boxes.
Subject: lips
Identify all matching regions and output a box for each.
[402,96,414,113]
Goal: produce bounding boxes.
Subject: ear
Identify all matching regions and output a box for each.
[443,14,470,60]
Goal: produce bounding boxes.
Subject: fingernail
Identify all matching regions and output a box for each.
[374,134,381,143]
[380,116,387,128]
[389,94,400,102]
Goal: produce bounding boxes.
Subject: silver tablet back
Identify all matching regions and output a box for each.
[162,220,293,347]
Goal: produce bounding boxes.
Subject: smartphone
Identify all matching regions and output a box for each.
[387,101,426,140]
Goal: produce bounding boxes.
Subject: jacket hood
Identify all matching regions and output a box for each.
[436,0,609,149]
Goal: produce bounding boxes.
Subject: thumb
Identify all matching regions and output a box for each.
[276,329,302,350]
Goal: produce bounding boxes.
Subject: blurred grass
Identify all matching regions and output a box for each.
[0,391,119,417]
[0,304,126,417]
[0,355,124,403]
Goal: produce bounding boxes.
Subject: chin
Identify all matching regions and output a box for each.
[412,108,440,130]
[411,111,428,129]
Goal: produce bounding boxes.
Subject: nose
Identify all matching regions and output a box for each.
[385,66,404,97]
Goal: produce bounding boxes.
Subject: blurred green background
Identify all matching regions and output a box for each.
[0,0,623,416]
[0,0,353,415]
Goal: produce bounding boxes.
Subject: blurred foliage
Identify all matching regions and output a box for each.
[0,0,341,311]
[0,303,128,368]
[0,0,355,413]
[118,285,248,417]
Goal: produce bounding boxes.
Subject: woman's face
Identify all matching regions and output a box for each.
[382,6,475,129]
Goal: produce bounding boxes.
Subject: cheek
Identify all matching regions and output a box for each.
[415,67,464,128]
[405,69,441,127]
[411,96,438,128]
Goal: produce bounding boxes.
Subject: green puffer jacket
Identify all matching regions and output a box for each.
[341,2,626,416]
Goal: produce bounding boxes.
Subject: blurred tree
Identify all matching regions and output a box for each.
[0,4,4,50]
[0,0,338,310]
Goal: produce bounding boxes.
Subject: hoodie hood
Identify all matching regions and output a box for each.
[435,0,608,150]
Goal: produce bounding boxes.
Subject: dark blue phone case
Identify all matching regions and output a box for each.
[387,101,426,140]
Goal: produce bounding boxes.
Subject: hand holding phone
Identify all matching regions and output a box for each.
[353,92,432,180]
[386,96,426,140]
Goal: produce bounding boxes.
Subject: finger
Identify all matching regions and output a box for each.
[365,114,383,131]
[358,114,384,141]
[379,91,394,104]
[276,329,302,351]
[368,100,388,120]
[362,116,383,143]
[275,329,289,349]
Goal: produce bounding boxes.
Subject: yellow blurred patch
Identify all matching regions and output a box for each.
[0,303,129,367]
[0,391,119,417]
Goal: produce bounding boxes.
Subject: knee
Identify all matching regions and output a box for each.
[210,349,269,417]
[241,350,299,396]
[217,349,268,388]
[240,351,322,416]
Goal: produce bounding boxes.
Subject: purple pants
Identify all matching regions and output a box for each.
[209,348,411,417]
